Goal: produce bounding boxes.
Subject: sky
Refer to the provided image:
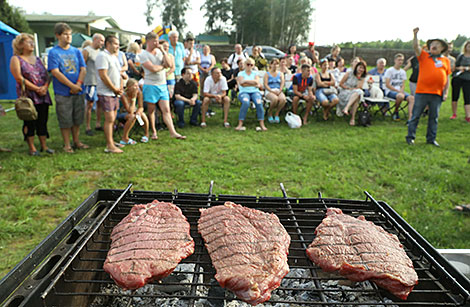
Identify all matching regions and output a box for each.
[8,0,469,46]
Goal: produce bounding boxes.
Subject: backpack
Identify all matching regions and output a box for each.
[15,78,38,121]
[358,109,371,127]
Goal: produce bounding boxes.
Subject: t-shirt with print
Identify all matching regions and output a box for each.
[48,44,86,96]
[137,49,166,86]
[204,75,228,95]
[292,73,313,93]
[184,48,201,74]
[384,67,407,95]
[96,49,122,96]
[416,50,451,96]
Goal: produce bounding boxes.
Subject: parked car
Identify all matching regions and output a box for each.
[244,45,285,61]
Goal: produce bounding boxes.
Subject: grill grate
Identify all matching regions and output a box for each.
[2,183,469,307]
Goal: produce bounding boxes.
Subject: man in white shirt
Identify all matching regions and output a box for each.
[384,53,415,121]
[184,36,201,85]
[96,35,123,153]
[202,68,231,127]
[227,44,248,70]
[138,31,185,140]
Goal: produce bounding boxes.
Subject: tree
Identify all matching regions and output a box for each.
[201,0,231,33]
[144,0,190,33]
[144,0,155,26]
[0,0,32,33]
[202,0,313,47]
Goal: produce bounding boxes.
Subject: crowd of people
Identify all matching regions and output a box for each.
[4,22,470,158]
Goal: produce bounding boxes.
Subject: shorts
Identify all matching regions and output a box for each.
[84,85,98,102]
[55,94,85,129]
[143,84,170,104]
[167,79,176,86]
[116,112,128,121]
[294,89,309,97]
[98,95,119,112]
[386,91,410,100]
[315,88,338,103]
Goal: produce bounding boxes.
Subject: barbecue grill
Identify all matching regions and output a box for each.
[1,183,469,307]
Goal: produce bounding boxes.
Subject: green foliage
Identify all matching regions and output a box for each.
[144,0,190,32]
[0,0,32,33]
[202,0,313,47]
[453,34,469,50]
[201,0,232,33]
[340,39,422,50]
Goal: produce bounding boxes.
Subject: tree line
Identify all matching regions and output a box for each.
[145,0,314,48]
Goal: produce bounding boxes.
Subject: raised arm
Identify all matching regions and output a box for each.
[413,27,422,57]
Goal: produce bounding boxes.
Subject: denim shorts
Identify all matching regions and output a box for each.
[315,88,338,103]
[116,112,128,121]
[386,91,410,100]
[167,79,176,86]
[84,85,98,102]
[143,84,170,103]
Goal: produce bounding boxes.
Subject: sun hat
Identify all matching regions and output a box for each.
[426,39,448,54]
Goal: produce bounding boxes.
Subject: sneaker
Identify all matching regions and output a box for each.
[274,116,280,123]
[392,112,400,121]
[200,122,207,128]
[85,129,94,136]
[268,116,275,123]
[450,114,457,119]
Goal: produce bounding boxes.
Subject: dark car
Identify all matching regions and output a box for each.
[244,45,285,61]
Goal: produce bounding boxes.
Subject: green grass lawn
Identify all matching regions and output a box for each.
[1,87,469,279]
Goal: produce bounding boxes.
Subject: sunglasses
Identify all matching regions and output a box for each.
[246,63,254,66]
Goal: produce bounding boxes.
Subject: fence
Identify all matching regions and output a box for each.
[208,44,417,66]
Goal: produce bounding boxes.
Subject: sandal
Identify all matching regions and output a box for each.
[151,134,159,140]
[171,134,187,140]
[73,143,90,150]
[104,148,123,154]
[0,147,12,152]
[223,122,230,128]
[63,146,74,154]
[141,136,149,143]
[120,138,137,145]
[235,126,246,131]
[114,142,125,148]
[454,204,470,213]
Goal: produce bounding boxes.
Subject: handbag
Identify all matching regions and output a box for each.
[323,86,338,95]
[15,78,38,121]
[285,111,302,128]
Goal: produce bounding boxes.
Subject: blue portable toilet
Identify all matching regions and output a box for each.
[0,21,20,100]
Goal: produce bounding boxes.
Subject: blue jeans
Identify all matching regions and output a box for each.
[238,92,264,121]
[406,93,442,143]
[174,99,201,126]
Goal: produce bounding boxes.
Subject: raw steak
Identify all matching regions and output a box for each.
[198,202,290,305]
[306,208,418,300]
[103,200,194,290]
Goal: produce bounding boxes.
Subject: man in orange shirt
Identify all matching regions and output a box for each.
[406,27,451,147]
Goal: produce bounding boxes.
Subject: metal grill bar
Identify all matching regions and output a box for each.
[2,184,469,307]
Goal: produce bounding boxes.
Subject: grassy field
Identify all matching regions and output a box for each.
[0,86,469,279]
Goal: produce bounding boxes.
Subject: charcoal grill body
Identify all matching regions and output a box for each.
[1,184,469,307]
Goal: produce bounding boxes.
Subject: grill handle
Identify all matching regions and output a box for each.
[40,184,133,300]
